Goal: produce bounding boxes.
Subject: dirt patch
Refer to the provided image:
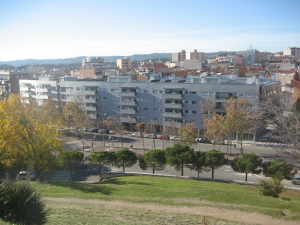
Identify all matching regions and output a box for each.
[44,197,298,225]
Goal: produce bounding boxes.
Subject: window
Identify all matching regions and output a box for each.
[184,110,189,114]
[153,108,159,111]
[102,96,107,99]
[185,101,189,104]
[192,101,196,104]
[192,111,196,114]
[201,91,209,96]
[190,91,197,94]
[215,102,224,109]
[184,91,188,94]
[239,93,244,97]
[153,90,163,94]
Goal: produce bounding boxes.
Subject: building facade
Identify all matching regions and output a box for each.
[20,73,281,141]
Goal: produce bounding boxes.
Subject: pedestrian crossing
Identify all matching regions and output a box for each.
[250,142,287,148]
[50,171,71,181]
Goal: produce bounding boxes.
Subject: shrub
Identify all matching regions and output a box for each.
[1,182,49,225]
[258,178,284,197]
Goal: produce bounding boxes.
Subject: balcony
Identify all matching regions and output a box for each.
[20,87,30,91]
[83,98,96,103]
[120,101,136,106]
[83,90,96,95]
[163,103,182,109]
[120,117,136,123]
[34,95,49,100]
[163,112,183,118]
[162,94,182,99]
[84,106,97,111]
[120,109,136,115]
[119,92,136,97]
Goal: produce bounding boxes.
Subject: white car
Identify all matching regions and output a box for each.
[170,136,180,141]
[291,175,300,185]
[16,171,37,180]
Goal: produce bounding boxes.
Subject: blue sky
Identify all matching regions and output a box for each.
[0,0,300,61]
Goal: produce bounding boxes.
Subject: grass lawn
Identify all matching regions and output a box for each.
[10,176,300,224]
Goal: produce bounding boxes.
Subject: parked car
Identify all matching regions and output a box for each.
[132,133,141,137]
[16,171,37,180]
[291,175,300,185]
[149,134,157,139]
[98,129,109,134]
[158,134,170,140]
[170,136,180,141]
[90,128,98,133]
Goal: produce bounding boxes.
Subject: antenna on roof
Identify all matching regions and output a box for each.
[250,45,252,50]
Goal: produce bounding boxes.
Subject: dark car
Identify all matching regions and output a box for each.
[98,129,109,134]
[90,128,98,133]
[16,171,37,180]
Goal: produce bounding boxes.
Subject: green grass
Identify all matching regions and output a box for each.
[11,176,300,222]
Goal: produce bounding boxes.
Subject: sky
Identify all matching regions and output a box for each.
[0,0,300,61]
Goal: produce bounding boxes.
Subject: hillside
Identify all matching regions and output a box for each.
[0,51,235,67]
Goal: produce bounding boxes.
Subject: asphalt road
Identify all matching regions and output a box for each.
[62,132,300,190]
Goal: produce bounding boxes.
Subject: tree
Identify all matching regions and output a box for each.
[113,149,137,172]
[61,150,84,181]
[203,114,226,149]
[88,151,110,179]
[0,94,63,178]
[62,101,89,151]
[139,149,166,174]
[225,98,255,153]
[177,123,198,146]
[190,151,209,177]
[262,158,294,180]
[231,153,262,181]
[205,150,227,179]
[258,101,300,165]
[165,144,194,176]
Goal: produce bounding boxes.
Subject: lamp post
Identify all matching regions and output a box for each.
[108,136,111,170]
[102,112,106,148]
[163,114,165,150]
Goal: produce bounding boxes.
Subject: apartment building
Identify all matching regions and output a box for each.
[19,76,59,105]
[172,50,186,62]
[283,47,300,60]
[117,57,137,69]
[19,73,280,141]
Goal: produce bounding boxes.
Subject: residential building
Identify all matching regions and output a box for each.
[0,69,30,94]
[117,57,137,69]
[236,47,259,66]
[283,47,300,60]
[172,50,186,62]
[19,72,280,141]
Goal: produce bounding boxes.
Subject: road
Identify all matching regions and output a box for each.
[60,132,300,190]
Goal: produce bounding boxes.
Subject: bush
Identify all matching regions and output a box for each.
[0,182,49,225]
[258,178,284,197]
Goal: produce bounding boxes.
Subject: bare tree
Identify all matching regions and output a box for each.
[258,100,300,165]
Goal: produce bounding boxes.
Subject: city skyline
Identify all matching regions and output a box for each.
[1,0,300,61]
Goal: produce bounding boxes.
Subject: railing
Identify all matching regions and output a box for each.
[120,101,136,106]
[84,106,97,111]
[119,92,136,97]
[83,98,96,103]
[162,94,182,99]
[163,112,183,118]
[120,109,136,114]
[163,103,182,109]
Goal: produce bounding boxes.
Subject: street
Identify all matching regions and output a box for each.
[59,132,300,190]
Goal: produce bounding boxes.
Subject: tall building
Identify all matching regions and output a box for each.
[186,49,204,62]
[283,47,300,60]
[236,47,259,66]
[172,50,186,62]
[117,57,136,69]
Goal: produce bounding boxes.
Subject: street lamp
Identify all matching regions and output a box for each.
[108,136,111,170]
[163,114,165,150]
[102,112,106,148]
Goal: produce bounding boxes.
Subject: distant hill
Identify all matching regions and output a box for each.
[0,51,235,67]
